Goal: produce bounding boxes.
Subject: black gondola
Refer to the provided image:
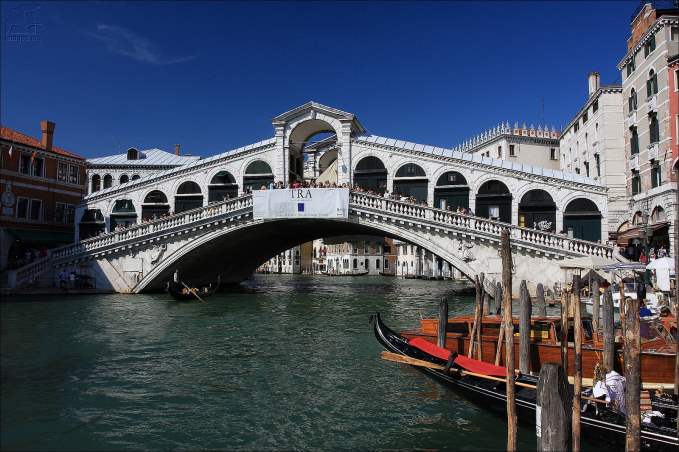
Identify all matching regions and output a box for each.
[370,312,678,451]
[166,275,220,301]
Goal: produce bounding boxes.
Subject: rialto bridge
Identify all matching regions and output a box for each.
[11,102,619,295]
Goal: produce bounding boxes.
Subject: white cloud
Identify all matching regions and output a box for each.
[91,24,194,65]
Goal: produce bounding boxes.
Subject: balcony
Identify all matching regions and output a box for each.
[647,95,657,113]
[647,142,659,160]
[625,111,637,128]
[629,154,639,170]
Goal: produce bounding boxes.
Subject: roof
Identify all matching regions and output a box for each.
[87,148,201,167]
[0,126,84,160]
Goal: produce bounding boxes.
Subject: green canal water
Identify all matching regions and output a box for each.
[2,275,543,451]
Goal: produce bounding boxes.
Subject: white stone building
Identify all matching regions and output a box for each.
[313,236,393,275]
[394,240,461,279]
[559,73,626,241]
[258,245,302,274]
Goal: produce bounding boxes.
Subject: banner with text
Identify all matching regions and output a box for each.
[253,188,350,220]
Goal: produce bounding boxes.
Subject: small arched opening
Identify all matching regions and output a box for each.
[288,120,337,183]
[434,171,469,210]
[208,171,239,202]
[476,180,512,222]
[110,199,137,229]
[142,190,170,220]
[119,174,129,185]
[91,174,101,193]
[564,198,601,242]
[393,163,428,202]
[79,209,105,240]
[131,174,141,181]
[353,156,387,194]
[243,161,274,192]
[175,181,203,213]
[518,189,556,231]
[103,174,113,189]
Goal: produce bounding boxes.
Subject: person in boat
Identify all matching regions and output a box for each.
[591,364,626,414]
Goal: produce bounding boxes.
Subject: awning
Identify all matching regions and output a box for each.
[616,222,669,246]
[6,228,74,244]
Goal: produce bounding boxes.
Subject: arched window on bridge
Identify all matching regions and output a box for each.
[119,174,129,184]
[131,174,141,181]
[564,198,601,242]
[103,174,113,189]
[79,209,105,240]
[518,189,556,232]
[243,161,274,192]
[208,171,238,202]
[110,199,137,229]
[476,180,511,223]
[353,156,387,194]
[434,171,469,210]
[175,181,203,213]
[393,163,428,202]
[142,190,170,220]
[91,174,101,193]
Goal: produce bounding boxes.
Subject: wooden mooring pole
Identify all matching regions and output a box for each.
[559,290,569,376]
[437,297,448,349]
[591,278,600,339]
[495,281,503,316]
[519,280,531,375]
[623,296,641,452]
[500,229,516,452]
[571,275,582,452]
[536,363,570,452]
[468,273,484,360]
[602,287,615,372]
[536,283,547,317]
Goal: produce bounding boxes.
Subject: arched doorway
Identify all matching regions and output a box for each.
[175,181,203,213]
[91,175,101,193]
[79,209,105,240]
[476,180,511,222]
[110,200,137,229]
[142,190,170,219]
[288,120,337,183]
[353,156,387,193]
[564,198,601,242]
[103,174,113,189]
[434,171,469,210]
[393,163,428,202]
[243,161,274,192]
[518,189,556,231]
[208,171,238,202]
[649,206,670,255]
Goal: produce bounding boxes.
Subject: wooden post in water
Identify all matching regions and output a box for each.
[519,280,532,374]
[618,281,626,336]
[602,287,615,372]
[536,363,570,452]
[494,281,504,366]
[500,229,516,452]
[437,297,448,349]
[571,275,582,452]
[495,281,503,315]
[469,275,481,358]
[624,296,641,452]
[476,273,485,360]
[559,290,569,376]
[536,283,547,317]
[591,278,600,338]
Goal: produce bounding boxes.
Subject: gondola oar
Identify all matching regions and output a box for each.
[181,281,206,303]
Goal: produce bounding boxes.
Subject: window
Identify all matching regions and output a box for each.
[31,157,44,177]
[550,148,556,160]
[376,259,380,270]
[574,122,579,132]
[575,167,581,174]
[509,144,515,156]
[672,26,679,41]
[68,165,79,184]
[643,35,656,57]
[58,162,68,182]
[651,161,662,188]
[29,199,42,221]
[584,162,590,177]
[384,260,389,270]
[19,154,31,174]
[353,258,358,269]
[55,203,75,224]
[593,100,599,113]
[16,197,29,218]
[631,170,641,195]
[629,88,637,111]
[631,127,639,154]
[582,111,588,123]
[649,114,659,143]
[497,146,502,158]
[647,69,658,97]
[595,154,601,177]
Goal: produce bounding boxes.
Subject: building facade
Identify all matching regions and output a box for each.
[559,73,626,240]
[312,236,395,275]
[0,121,87,272]
[617,2,679,259]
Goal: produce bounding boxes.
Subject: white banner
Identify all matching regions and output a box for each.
[252,188,349,220]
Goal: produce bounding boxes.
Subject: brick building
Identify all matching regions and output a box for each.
[0,121,87,272]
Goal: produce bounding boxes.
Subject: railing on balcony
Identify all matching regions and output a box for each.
[629,154,640,170]
[647,95,657,113]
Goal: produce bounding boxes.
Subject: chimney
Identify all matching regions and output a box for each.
[40,120,55,151]
[174,144,181,156]
[587,72,600,96]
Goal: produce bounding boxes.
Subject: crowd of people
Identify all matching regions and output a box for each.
[621,243,669,263]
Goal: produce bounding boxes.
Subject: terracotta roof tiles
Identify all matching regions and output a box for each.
[0,126,85,160]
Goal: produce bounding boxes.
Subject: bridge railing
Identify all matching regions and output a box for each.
[349,192,614,258]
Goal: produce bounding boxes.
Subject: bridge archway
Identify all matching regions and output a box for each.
[476,180,512,222]
[393,163,428,202]
[79,209,105,240]
[243,160,274,192]
[175,181,203,213]
[518,189,556,231]
[142,190,170,219]
[288,120,337,183]
[110,199,137,229]
[564,198,602,242]
[434,171,469,210]
[353,156,387,193]
[208,171,238,202]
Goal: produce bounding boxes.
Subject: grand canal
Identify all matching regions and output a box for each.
[1,275,542,450]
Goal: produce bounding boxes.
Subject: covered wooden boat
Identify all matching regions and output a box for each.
[166,276,220,301]
[371,313,678,450]
[403,314,676,387]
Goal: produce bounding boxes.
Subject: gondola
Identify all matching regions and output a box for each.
[370,312,678,450]
[166,275,220,301]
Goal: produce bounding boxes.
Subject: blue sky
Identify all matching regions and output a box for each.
[2,1,637,158]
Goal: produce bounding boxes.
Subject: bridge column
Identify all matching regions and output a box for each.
[511,199,519,226]
[273,122,287,185]
[337,120,353,186]
[468,193,476,216]
[556,208,564,235]
[427,184,435,208]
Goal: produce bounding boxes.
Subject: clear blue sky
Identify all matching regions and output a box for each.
[2,1,637,158]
